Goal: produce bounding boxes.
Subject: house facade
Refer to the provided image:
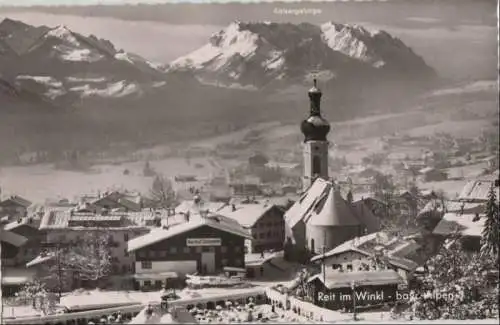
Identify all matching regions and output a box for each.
[218,202,285,254]
[127,214,251,290]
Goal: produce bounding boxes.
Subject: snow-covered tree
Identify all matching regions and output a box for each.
[67,230,112,281]
[150,175,177,209]
[16,280,57,315]
[481,184,499,259]
[42,231,112,293]
[408,232,499,320]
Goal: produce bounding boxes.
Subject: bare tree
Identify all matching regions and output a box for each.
[150,175,177,209]
[67,230,112,282]
[42,231,112,293]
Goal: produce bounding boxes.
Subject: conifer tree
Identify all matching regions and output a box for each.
[481,184,499,259]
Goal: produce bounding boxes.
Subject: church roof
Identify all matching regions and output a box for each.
[285,178,370,228]
[305,185,360,227]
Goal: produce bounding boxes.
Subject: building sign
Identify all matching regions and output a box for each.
[186,238,221,247]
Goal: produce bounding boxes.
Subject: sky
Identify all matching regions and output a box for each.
[0,0,393,7]
[3,0,324,6]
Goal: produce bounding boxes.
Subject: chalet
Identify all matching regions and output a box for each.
[284,178,380,255]
[217,201,285,253]
[244,251,296,279]
[127,213,252,290]
[85,191,142,213]
[432,212,485,251]
[0,195,32,220]
[307,269,406,311]
[310,232,422,281]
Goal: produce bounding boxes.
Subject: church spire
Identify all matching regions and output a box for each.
[308,78,322,116]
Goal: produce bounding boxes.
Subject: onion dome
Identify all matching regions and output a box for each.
[300,79,330,142]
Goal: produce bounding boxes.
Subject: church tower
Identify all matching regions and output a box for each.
[300,79,331,191]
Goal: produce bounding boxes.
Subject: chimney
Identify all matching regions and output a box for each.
[231,204,236,212]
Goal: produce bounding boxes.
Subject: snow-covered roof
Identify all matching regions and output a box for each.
[285,178,378,230]
[217,203,278,228]
[433,212,485,238]
[3,218,38,232]
[308,269,405,289]
[311,231,420,271]
[285,179,330,228]
[311,232,379,262]
[128,214,252,252]
[245,251,280,266]
[0,195,32,208]
[175,200,226,215]
[40,209,170,229]
[458,179,498,202]
[0,228,28,247]
[26,253,56,267]
[305,186,360,227]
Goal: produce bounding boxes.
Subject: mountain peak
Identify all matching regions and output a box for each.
[45,25,79,45]
[170,21,435,88]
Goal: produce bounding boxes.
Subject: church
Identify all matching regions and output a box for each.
[284,80,380,255]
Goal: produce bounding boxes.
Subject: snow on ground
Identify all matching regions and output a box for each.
[16,75,63,88]
[418,179,468,199]
[0,157,225,203]
[69,80,139,98]
[60,48,104,62]
[16,75,67,99]
[1,304,40,319]
[45,87,67,100]
[66,76,107,83]
[430,80,497,97]
[405,120,491,139]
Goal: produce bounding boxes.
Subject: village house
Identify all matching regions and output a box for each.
[127,213,252,290]
[310,232,422,282]
[78,191,142,213]
[306,268,406,311]
[1,228,36,295]
[0,195,32,221]
[25,209,151,290]
[244,251,297,279]
[432,212,485,251]
[2,217,44,267]
[217,200,285,254]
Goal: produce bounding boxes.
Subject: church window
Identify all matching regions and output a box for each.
[310,238,315,253]
[312,156,321,175]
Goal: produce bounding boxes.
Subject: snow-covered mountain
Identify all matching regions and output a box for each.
[169,21,435,89]
[0,19,166,105]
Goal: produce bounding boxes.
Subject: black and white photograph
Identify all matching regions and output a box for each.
[0,0,498,324]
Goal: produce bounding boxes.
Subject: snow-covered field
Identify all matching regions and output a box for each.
[0,157,223,203]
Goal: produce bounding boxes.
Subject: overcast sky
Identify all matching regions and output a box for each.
[1,0,343,6]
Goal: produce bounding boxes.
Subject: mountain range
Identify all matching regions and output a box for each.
[0,18,437,162]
